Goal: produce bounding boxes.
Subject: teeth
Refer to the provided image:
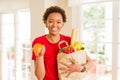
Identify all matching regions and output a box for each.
[52,28,57,31]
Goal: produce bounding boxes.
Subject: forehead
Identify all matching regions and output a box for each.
[47,12,63,20]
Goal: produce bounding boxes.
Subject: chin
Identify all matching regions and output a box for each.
[51,31,59,35]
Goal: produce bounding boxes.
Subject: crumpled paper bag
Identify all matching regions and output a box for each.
[57,50,87,80]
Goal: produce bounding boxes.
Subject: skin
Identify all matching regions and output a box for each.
[34,12,92,80]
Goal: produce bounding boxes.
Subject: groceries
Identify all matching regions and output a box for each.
[73,41,84,51]
[70,28,78,46]
[57,28,87,80]
[59,28,84,54]
[59,45,75,54]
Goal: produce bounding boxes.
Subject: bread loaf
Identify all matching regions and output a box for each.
[70,28,78,46]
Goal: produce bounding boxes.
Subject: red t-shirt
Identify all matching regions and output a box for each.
[32,34,71,80]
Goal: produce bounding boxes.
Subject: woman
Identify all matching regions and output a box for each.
[32,6,93,80]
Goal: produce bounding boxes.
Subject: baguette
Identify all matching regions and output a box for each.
[70,28,78,46]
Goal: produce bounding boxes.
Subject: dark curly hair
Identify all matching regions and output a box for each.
[43,6,67,23]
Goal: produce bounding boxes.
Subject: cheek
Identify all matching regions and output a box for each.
[46,23,51,27]
[59,25,63,29]
[59,24,64,28]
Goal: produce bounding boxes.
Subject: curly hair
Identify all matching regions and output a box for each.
[43,6,67,23]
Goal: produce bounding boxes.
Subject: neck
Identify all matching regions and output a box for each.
[46,34,60,43]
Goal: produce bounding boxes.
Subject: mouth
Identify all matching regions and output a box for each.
[52,27,58,32]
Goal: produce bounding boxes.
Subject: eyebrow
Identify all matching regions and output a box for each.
[48,19,62,21]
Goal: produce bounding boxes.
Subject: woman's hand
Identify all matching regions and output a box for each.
[59,58,84,77]
[35,45,45,57]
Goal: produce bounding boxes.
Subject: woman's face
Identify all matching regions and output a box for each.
[45,12,64,35]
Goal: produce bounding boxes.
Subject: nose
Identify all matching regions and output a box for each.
[53,22,57,27]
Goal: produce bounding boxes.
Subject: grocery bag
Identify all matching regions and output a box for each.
[57,40,87,80]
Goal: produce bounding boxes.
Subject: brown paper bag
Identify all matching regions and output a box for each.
[57,41,87,80]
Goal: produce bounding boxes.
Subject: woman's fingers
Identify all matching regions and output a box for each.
[59,67,67,70]
[60,69,68,74]
[40,45,45,55]
[65,71,71,77]
[59,58,81,77]
[60,62,70,68]
[69,57,78,64]
[59,67,71,77]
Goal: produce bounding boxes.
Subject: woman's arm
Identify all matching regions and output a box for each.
[84,54,96,73]
[60,58,85,77]
[60,53,96,77]
[34,46,46,80]
[34,56,45,80]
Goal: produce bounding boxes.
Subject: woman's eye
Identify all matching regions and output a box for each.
[48,20,62,24]
[49,21,53,23]
[49,21,52,23]
[57,22,61,24]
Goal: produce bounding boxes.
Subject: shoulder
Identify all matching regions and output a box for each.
[60,34,71,44]
[60,34,70,39]
[60,34,70,38]
[32,35,46,47]
[34,35,45,41]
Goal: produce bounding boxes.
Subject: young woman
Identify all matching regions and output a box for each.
[32,6,92,80]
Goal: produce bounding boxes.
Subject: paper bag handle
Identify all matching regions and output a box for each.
[58,40,68,49]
